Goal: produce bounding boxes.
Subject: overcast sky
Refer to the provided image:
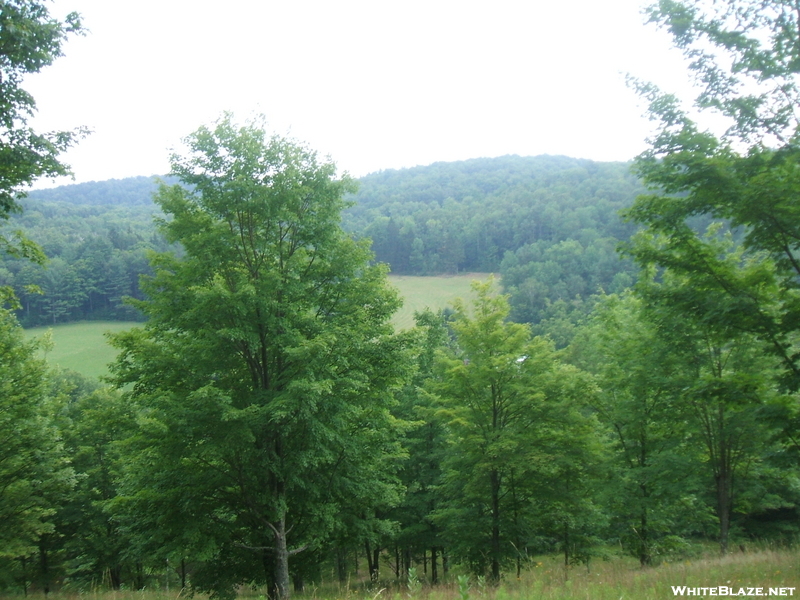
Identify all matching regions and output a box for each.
[25,0,695,187]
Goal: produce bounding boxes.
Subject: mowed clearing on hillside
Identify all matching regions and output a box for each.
[388,272,488,330]
[22,274,491,379]
[23,321,140,380]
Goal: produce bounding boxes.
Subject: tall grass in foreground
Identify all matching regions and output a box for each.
[332,549,799,600]
[15,548,796,600]
[478,548,800,600]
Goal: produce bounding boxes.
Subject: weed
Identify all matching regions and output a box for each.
[406,568,421,599]
[456,575,470,600]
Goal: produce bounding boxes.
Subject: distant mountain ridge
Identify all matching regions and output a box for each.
[351,154,629,208]
[23,154,634,209]
[26,175,177,206]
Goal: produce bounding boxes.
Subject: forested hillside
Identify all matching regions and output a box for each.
[348,155,640,274]
[24,176,175,206]
[3,188,164,325]
[350,156,644,333]
[3,155,643,331]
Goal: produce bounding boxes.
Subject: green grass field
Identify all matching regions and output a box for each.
[21,274,492,379]
[23,321,140,380]
[388,273,490,330]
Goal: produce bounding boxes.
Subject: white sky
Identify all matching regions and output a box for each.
[25,0,695,187]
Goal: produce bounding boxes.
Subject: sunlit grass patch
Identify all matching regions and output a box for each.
[388,273,491,330]
[23,320,139,380]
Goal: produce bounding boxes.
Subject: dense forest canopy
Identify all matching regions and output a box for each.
[346,155,641,273]
[2,191,164,325]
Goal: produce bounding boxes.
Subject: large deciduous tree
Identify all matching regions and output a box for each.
[0,5,83,571]
[572,293,713,563]
[430,280,601,581]
[626,0,800,391]
[0,310,73,565]
[642,266,788,553]
[110,116,412,600]
[0,0,85,275]
[624,1,800,550]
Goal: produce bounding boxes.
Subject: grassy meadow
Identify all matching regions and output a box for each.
[20,274,490,379]
[22,321,139,380]
[388,273,488,330]
[8,547,798,600]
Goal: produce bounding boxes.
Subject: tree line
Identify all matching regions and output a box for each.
[346,155,642,274]
[1,199,165,325]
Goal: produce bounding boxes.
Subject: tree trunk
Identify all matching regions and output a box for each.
[110,565,122,590]
[336,549,347,583]
[490,468,501,583]
[639,433,651,567]
[181,558,187,590]
[715,403,732,555]
[38,545,50,597]
[639,505,651,566]
[373,546,381,581]
[430,547,438,584]
[262,549,274,598]
[716,469,731,554]
[135,561,144,590]
[273,515,291,600]
[20,555,28,597]
[292,573,304,593]
[364,541,379,582]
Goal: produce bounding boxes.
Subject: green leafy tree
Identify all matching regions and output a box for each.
[626,0,800,390]
[570,293,705,564]
[55,385,138,589]
[429,280,599,581]
[0,310,73,574]
[35,257,85,323]
[0,0,85,288]
[644,268,787,553]
[624,0,800,550]
[390,309,452,584]
[110,116,413,600]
